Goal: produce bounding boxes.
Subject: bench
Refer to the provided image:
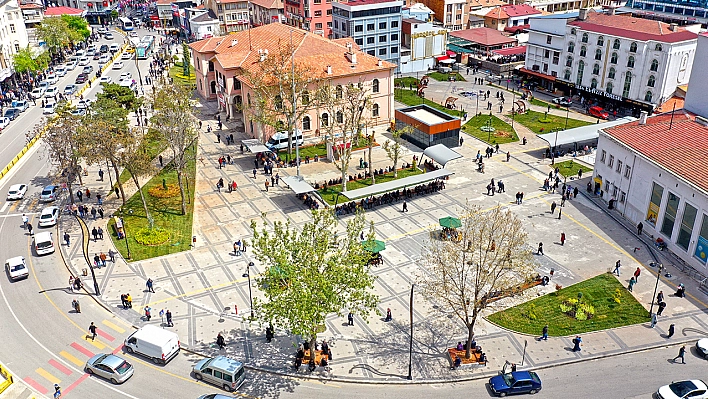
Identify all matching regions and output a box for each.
[447,348,487,370]
[295,349,330,372]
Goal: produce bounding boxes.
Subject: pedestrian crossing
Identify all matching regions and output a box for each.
[21,318,126,396]
[0,198,40,215]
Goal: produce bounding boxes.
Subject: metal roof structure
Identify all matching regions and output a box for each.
[341,169,454,200]
[241,139,271,154]
[536,117,636,147]
[422,144,463,166]
[282,175,317,195]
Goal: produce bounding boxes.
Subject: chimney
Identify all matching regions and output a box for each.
[639,111,648,125]
[346,51,357,65]
[327,65,332,74]
[607,7,615,15]
[578,8,589,20]
[669,23,678,31]
[258,49,269,62]
[346,42,353,51]
[230,39,238,47]
[377,60,382,67]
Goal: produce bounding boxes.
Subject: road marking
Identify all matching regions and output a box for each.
[9,201,19,212]
[102,320,126,334]
[96,327,116,342]
[23,376,48,395]
[0,202,8,213]
[59,351,84,367]
[63,372,89,396]
[86,338,107,350]
[35,367,61,384]
[48,359,73,376]
[70,342,95,358]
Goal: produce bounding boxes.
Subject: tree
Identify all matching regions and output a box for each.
[381,126,412,178]
[12,46,49,77]
[182,42,191,77]
[320,82,372,192]
[250,209,379,362]
[61,15,90,42]
[37,17,71,54]
[149,83,198,215]
[96,83,142,111]
[119,133,157,225]
[416,205,535,360]
[39,104,84,204]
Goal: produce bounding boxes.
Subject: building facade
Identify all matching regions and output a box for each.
[284,0,332,37]
[250,0,284,26]
[331,0,403,67]
[204,0,250,34]
[186,9,220,40]
[399,18,448,73]
[484,4,542,33]
[0,0,30,82]
[625,0,708,26]
[19,0,42,45]
[401,2,434,22]
[419,0,467,30]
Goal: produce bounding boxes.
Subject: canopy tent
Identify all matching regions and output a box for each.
[422,144,463,167]
[363,240,386,253]
[341,169,454,200]
[439,216,462,229]
[281,175,317,195]
[536,117,636,148]
[241,139,271,154]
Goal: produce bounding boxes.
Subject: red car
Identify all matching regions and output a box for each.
[588,106,609,119]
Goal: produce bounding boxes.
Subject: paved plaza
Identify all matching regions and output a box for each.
[57,75,708,383]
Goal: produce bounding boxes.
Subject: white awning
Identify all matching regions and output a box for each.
[536,117,637,147]
[282,175,316,195]
[241,139,271,154]
[342,169,453,200]
[422,144,463,166]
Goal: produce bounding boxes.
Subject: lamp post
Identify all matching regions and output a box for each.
[243,262,254,318]
[511,91,516,129]
[487,113,493,143]
[565,105,570,130]
[649,263,664,317]
[120,216,131,260]
[551,128,559,165]
[407,284,414,380]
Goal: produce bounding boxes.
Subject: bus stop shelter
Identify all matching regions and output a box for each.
[241,139,271,154]
[341,168,454,202]
[420,144,463,167]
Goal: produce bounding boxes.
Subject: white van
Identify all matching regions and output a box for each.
[119,79,137,91]
[192,356,246,392]
[34,231,55,256]
[124,325,180,364]
[266,130,303,151]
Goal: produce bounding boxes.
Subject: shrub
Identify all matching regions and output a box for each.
[134,227,170,246]
[613,288,622,304]
[148,184,180,198]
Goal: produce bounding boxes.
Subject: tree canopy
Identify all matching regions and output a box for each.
[96,83,143,111]
[12,46,49,75]
[61,15,90,41]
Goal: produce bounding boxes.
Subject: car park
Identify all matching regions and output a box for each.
[43,102,57,115]
[38,206,60,227]
[112,61,124,70]
[588,105,609,119]
[44,87,59,99]
[3,108,20,121]
[99,76,113,85]
[11,100,29,112]
[55,66,67,77]
[39,185,59,202]
[82,65,94,74]
[657,380,708,399]
[76,74,88,84]
[121,52,133,60]
[85,354,134,384]
[33,231,54,255]
[0,117,10,130]
[5,256,28,281]
[489,371,543,396]
[64,84,77,96]
[105,32,114,40]
[30,87,46,99]
[78,56,91,66]
[552,97,572,106]
[6,184,27,200]
[66,61,78,70]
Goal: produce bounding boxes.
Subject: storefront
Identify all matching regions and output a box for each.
[554,79,655,117]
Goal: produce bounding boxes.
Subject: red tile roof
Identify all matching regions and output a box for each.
[43,6,84,15]
[485,7,508,20]
[450,27,517,47]
[604,110,708,192]
[570,12,698,43]
[501,4,541,18]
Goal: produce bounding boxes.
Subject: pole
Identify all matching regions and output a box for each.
[407,284,414,380]
[552,128,559,165]
[290,30,300,177]
[521,339,528,366]
[121,217,131,259]
[476,95,479,117]
[246,262,254,318]
[511,91,516,129]
[565,106,569,130]
[649,263,663,316]
[106,159,113,187]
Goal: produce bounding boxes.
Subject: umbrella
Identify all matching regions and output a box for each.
[363,239,386,253]
[439,216,462,229]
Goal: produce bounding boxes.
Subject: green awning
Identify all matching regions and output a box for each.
[439,217,462,229]
[363,239,386,253]
[447,44,475,54]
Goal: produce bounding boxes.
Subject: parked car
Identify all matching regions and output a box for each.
[588,106,609,120]
[3,108,20,121]
[99,76,113,85]
[486,74,505,82]
[5,256,28,281]
[112,61,124,70]
[552,97,572,106]
[489,371,543,396]
[657,380,708,399]
[39,185,59,202]
[75,74,89,84]
[43,102,57,115]
[85,354,134,384]
[30,87,46,99]
[64,84,77,96]
[11,100,29,112]
[696,339,708,359]
[70,108,86,116]
[38,206,60,227]
[0,117,10,131]
[6,184,27,200]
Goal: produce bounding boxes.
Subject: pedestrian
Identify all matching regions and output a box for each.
[253,168,257,179]
[637,222,644,235]
[573,187,579,198]
[234,240,242,256]
[166,309,173,327]
[64,232,70,247]
[99,252,107,266]
[667,323,675,338]
[673,345,686,364]
[120,293,127,309]
[216,332,226,350]
[613,260,621,276]
[98,169,104,181]
[634,267,641,282]
[385,308,392,322]
[98,226,103,238]
[572,335,582,351]
[402,201,408,212]
[85,188,91,199]
[551,201,557,214]
[537,242,544,256]
[650,312,658,327]
[27,223,33,236]
[91,207,97,219]
[88,322,97,341]
[144,306,152,321]
[92,226,98,241]
[108,249,116,262]
[22,213,28,229]
[541,325,548,341]
[217,133,221,143]
[54,384,61,398]
[126,293,132,308]
[578,169,583,179]
[114,187,120,198]
[72,298,80,313]
[561,194,567,207]
[159,155,163,167]
[459,137,464,147]
[560,232,566,245]
[146,278,155,293]
[628,276,635,292]
[657,290,664,304]
[348,312,354,326]
[275,173,280,185]
[69,276,75,293]
[558,209,562,220]
[658,301,667,316]
[93,253,100,268]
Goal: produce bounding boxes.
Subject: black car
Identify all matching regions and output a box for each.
[100,44,109,54]
[75,73,88,84]
[3,108,19,120]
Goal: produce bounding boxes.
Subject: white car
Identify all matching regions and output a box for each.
[112,61,124,70]
[45,87,59,99]
[55,66,67,77]
[99,55,110,65]
[77,99,92,109]
[128,31,138,38]
[30,87,46,99]
[696,339,708,359]
[5,256,28,281]
[78,56,91,66]
[109,44,120,53]
[6,184,27,200]
[121,52,133,60]
[657,380,708,399]
[99,76,113,84]
[71,108,86,116]
[119,72,132,81]
[66,61,78,71]
[0,117,10,131]
[96,26,107,34]
[64,84,77,96]
[43,102,57,115]
[38,206,60,227]
[46,75,58,85]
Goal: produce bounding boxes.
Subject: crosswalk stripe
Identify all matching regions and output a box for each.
[23,377,48,395]
[0,202,8,213]
[70,342,95,358]
[102,320,126,334]
[96,327,116,342]
[35,367,61,384]
[59,351,84,367]
[86,338,107,350]
[48,359,72,376]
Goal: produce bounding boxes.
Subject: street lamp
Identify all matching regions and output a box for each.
[407,284,414,380]
[120,216,132,260]
[649,262,665,317]
[564,106,570,130]
[511,91,516,130]
[243,262,254,318]
[551,128,560,165]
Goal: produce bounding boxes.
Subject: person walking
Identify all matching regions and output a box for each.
[385,308,392,322]
[658,301,667,316]
[69,276,75,293]
[551,201,557,214]
[88,322,97,341]
[144,306,152,321]
[613,260,621,276]
[253,168,257,179]
[634,267,641,282]
[673,345,686,364]
[265,179,270,192]
[558,209,562,220]
[560,232,566,246]
[541,325,548,341]
[216,333,226,350]
[92,227,98,241]
[27,223,33,236]
[667,323,675,338]
[64,232,70,247]
[637,222,644,235]
[146,278,155,293]
[650,312,658,328]
[537,242,544,256]
[165,309,173,327]
[22,213,28,229]
[348,312,354,326]
[572,336,582,352]
[657,290,665,304]
[402,201,408,212]
[628,276,636,292]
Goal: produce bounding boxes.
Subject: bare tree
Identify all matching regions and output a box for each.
[416,204,535,359]
[39,105,84,204]
[119,132,157,226]
[381,126,412,178]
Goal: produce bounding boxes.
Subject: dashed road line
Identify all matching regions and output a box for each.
[102,319,126,334]
[59,351,84,367]
[35,367,61,384]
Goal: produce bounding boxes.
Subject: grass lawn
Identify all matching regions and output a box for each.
[553,159,593,178]
[318,167,423,205]
[169,62,196,87]
[462,114,518,145]
[116,134,167,186]
[514,110,592,134]
[487,273,649,337]
[427,72,466,82]
[296,136,373,159]
[394,77,419,88]
[394,89,465,118]
[530,98,553,108]
[108,145,197,261]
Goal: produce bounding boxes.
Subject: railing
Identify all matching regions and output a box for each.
[0,362,14,394]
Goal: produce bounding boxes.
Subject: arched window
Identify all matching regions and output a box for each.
[577,61,585,86]
[592,63,600,75]
[655,43,663,51]
[247,93,251,107]
[335,85,343,99]
[650,59,659,72]
[336,111,343,123]
[571,28,577,35]
[581,32,588,43]
[302,90,310,105]
[613,39,620,49]
[302,116,311,130]
[372,79,380,93]
[606,82,614,94]
[568,42,575,53]
[645,91,653,102]
[321,113,329,126]
[580,46,587,57]
[566,56,573,67]
[274,95,283,111]
[595,49,602,60]
[647,75,656,87]
[564,69,571,80]
[591,78,598,89]
[627,56,635,68]
[630,42,637,52]
[597,36,604,46]
[608,67,616,79]
[610,52,618,64]
[623,71,632,98]
[372,103,379,117]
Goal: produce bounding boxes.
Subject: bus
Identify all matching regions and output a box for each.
[118,17,134,31]
[136,35,155,59]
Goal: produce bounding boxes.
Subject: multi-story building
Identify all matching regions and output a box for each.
[401,2,434,22]
[523,9,697,115]
[19,0,43,45]
[0,0,30,82]
[204,0,250,34]
[468,0,506,19]
[156,0,196,33]
[399,18,448,73]
[331,0,403,66]
[185,9,220,40]
[419,0,467,30]
[624,0,708,26]
[284,0,333,37]
[189,23,396,141]
[484,4,542,33]
[250,0,284,26]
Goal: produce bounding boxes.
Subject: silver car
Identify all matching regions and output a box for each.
[85,354,134,384]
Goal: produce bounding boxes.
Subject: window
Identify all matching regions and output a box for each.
[302,116,311,130]
[314,10,322,16]
[613,39,620,49]
[321,113,329,126]
[553,52,559,65]
[391,46,398,53]
[233,78,241,90]
[616,160,622,173]
[695,215,708,263]
[547,35,552,44]
[591,78,598,89]
[661,192,681,237]
[543,63,548,72]
[302,90,310,105]
[315,23,322,29]
[372,103,379,117]
[355,25,363,32]
[645,91,653,102]
[606,82,614,94]
[612,185,618,199]
[576,61,584,85]
[367,50,375,56]
[650,59,659,72]
[391,34,398,41]
[327,9,332,15]
[379,35,386,42]
[608,67,616,79]
[647,75,656,87]
[367,37,374,44]
[9,24,15,33]
[379,48,386,56]
[600,150,607,163]
[595,49,602,60]
[247,93,251,106]
[355,38,363,46]
[571,28,577,35]
[372,79,379,93]
[630,42,637,52]
[623,72,632,98]
[566,56,573,67]
[391,21,398,28]
[379,22,386,29]
[627,56,635,68]
[564,69,571,80]
[647,182,664,226]
[544,50,550,58]
[592,64,600,75]
[336,111,343,123]
[620,191,626,203]
[655,43,662,51]
[677,203,698,251]
[214,371,223,379]
[608,155,614,168]
[580,46,587,57]
[624,165,631,178]
[568,42,575,53]
[581,32,588,43]
[597,36,604,46]
[610,52,618,64]
[367,23,374,30]
[336,85,343,99]
[14,43,19,52]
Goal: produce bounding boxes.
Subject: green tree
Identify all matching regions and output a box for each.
[37,17,71,54]
[181,42,190,77]
[38,104,84,204]
[250,209,379,362]
[381,126,412,178]
[110,10,119,20]
[61,15,90,41]
[12,46,49,76]
[96,83,143,111]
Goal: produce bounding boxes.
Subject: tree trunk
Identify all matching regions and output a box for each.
[130,173,151,224]
[340,167,347,192]
[368,141,375,184]
[309,337,317,363]
[393,153,399,178]
[112,163,126,205]
[465,325,475,359]
[177,169,186,215]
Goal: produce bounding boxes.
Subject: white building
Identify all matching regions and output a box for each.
[0,0,30,82]
[188,10,220,40]
[523,9,697,115]
[399,18,447,73]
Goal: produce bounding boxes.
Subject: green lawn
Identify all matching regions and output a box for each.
[394,77,419,88]
[116,134,167,187]
[553,160,593,178]
[514,110,592,134]
[169,62,196,87]
[318,167,422,205]
[296,136,373,159]
[427,72,466,82]
[462,114,518,145]
[487,273,649,337]
[394,89,465,118]
[108,145,197,261]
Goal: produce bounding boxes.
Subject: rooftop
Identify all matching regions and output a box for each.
[604,110,708,193]
[468,0,506,9]
[333,0,402,6]
[249,0,283,9]
[570,11,698,43]
[501,4,542,18]
[450,27,517,46]
[43,6,84,16]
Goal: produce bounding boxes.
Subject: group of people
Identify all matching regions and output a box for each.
[120,293,134,309]
[333,180,446,216]
[300,193,320,210]
[293,340,333,372]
